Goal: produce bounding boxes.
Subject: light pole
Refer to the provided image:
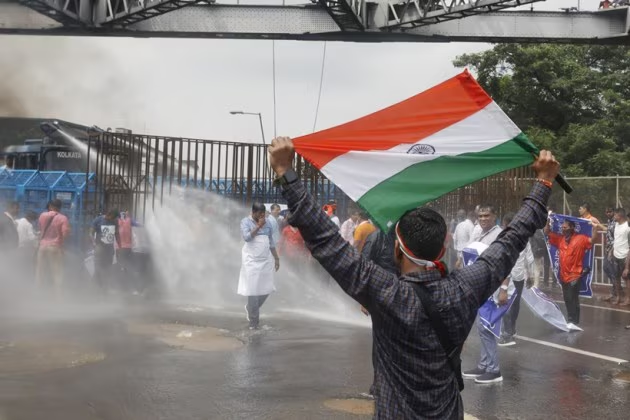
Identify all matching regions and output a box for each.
[229,111,266,145]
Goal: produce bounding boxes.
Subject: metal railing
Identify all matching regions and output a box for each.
[90,132,350,222]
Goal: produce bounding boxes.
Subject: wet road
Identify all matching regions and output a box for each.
[0,291,629,420]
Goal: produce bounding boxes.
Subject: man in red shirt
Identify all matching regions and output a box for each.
[280,221,308,260]
[544,219,594,325]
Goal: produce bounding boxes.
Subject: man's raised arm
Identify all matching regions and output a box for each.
[268,137,394,309]
[451,151,560,305]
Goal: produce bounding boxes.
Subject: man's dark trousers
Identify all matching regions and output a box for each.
[561,278,581,324]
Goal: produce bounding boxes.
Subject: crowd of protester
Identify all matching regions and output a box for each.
[0,199,150,297]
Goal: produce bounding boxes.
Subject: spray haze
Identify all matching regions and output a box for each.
[147,187,369,326]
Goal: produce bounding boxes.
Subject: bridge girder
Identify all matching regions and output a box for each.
[380,0,545,28]
[1,1,629,45]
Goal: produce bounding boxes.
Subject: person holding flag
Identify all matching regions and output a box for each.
[544,218,595,326]
[268,135,560,419]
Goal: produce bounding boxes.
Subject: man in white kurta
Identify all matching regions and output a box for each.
[239,202,280,329]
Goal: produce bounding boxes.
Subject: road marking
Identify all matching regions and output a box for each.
[553,300,630,314]
[581,303,630,314]
[514,335,628,364]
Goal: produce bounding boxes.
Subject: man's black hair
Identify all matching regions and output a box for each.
[358,210,370,220]
[270,203,281,211]
[252,202,266,213]
[580,202,591,212]
[398,207,446,261]
[49,199,62,210]
[606,205,615,212]
[478,204,496,215]
[615,208,626,217]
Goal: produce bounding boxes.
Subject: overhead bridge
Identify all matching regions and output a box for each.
[0,0,629,44]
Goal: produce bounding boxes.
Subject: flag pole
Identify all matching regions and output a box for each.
[555,174,573,194]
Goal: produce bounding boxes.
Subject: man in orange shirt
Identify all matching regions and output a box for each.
[353,211,377,252]
[544,219,594,325]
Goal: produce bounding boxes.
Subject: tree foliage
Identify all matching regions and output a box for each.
[454,44,630,176]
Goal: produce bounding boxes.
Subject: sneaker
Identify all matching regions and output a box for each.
[462,367,486,379]
[244,305,250,322]
[497,336,516,347]
[358,392,374,400]
[474,371,503,384]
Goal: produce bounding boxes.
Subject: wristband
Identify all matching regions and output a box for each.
[536,178,553,188]
[500,285,508,291]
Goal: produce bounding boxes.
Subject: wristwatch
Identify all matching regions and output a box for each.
[273,168,299,188]
[500,285,509,291]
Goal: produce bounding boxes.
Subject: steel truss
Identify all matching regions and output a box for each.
[384,0,545,28]
[16,0,85,26]
[2,1,630,44]
[101,0,214,27]
[318,0,364,31]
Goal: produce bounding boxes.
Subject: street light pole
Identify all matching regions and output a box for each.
[257,113,266,146]
[229,111,266,145]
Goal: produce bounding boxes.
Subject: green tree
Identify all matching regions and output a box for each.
[454,44,630,176]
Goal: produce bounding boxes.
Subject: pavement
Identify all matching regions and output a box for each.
[0,283,629,420]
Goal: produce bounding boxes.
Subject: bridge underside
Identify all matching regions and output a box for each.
[0,1,629,44]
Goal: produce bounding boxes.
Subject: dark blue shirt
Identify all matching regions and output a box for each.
[92,215,118,249]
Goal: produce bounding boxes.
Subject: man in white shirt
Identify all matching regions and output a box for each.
[323,201,341,228]
[0,201,19,252]
[16,210,38,248]
[470,205,501,245]
[15,210,38,280]
[498,213,535,346]
[464,204,508,384]
[453,209,475,268]
[268,204,282,247]
[611,208,630,305]
[470,204,482,240]
[340,209,359,245]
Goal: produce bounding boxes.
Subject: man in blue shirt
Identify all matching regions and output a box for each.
[239,202,280,329]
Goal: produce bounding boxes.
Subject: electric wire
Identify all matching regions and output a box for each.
[312,41,327,133]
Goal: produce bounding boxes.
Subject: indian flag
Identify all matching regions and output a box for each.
[293,70,538,229]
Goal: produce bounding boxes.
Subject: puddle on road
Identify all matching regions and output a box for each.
[323,399,374,415]
[127,322,243,352]
[323,398,480,419]
[0,340,105,375]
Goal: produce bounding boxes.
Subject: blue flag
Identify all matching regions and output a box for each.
[545,213,594,298]
[478,295,516,338]
[463,241,515,338]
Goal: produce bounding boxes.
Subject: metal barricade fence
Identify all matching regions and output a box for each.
[90,133,351,224]
[89,132,626,287]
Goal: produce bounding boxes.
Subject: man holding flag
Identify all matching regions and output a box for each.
[268,135,560,419]
[544,218,594,326]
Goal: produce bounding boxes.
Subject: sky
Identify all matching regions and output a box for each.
[0,0,584,143]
